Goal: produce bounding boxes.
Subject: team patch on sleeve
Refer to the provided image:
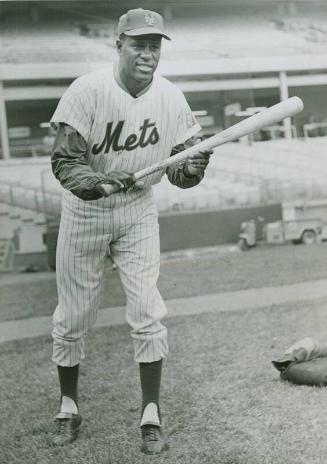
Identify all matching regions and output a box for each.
[185,107,198,130]
[172,94,201,147]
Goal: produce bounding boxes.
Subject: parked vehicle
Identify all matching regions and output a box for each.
[238,219,257,250]
[263,218,323,245]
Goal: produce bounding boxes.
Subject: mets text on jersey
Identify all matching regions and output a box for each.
[92,118,160,154]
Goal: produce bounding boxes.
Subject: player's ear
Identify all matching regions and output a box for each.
[116,39,122,54]
[116,34,125,54]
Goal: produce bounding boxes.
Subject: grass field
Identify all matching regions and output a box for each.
[2,243,327,463]
[1,242,327,322]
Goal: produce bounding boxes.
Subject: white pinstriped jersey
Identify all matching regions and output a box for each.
[51,66,201,206]
[51,67,202,366]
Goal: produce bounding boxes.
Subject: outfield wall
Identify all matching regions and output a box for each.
[38,203,282,270]
[158,204,282,251]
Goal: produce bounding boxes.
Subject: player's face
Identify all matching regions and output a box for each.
[117,35,162,87]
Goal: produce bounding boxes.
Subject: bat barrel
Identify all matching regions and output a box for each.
[283,96,304,115]
[210,96,304,146]
[252,96,304,125]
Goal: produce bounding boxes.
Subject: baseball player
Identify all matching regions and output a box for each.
[50,8,212,454]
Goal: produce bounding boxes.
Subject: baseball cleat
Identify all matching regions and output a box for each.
[141,424,169,455]
[52,413,82,446]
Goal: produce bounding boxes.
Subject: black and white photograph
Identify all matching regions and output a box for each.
[1,0,327,462]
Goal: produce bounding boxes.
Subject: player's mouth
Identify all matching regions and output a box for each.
[136,64,153,73]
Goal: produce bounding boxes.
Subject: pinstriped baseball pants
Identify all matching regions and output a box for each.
[52,192,168,366]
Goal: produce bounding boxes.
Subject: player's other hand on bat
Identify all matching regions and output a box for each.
[94,170,132,196]
[96,171,145,197]
[106,170,135,190]
[183,148,213,177]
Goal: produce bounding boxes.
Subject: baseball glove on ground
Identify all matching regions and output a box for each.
[272,337,327,386]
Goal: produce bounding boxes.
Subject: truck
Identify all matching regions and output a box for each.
[263,218,323,245]
[264,199,327,245]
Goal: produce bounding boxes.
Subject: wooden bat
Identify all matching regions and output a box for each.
[100,96,304,196]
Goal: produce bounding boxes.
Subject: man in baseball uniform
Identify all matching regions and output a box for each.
[50,8,212,454]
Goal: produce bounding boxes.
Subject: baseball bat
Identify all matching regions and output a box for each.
[100,96,303,196]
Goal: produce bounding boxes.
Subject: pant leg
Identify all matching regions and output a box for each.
[52,196,109,366]
[110,201,168,363]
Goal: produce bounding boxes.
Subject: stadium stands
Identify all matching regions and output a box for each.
[0,22,117,64]
[1,140,327,260]
[1,1,327,263]
[1,139,327,216]
[1,8,327,64]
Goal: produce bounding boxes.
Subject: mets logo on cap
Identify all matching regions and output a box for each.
[144,11,155,26]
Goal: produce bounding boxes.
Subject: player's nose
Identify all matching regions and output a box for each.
[140,45,152,58]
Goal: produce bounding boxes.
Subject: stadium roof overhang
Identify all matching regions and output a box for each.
[1,53,327,81]
[1,54,327,101]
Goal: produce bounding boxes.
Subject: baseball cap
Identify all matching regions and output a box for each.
[117,8,171,40]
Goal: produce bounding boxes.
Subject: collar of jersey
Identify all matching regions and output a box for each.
[113,64,154,100]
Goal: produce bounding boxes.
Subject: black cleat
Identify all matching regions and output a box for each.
[141,424,169,455]
[52,413,82,446]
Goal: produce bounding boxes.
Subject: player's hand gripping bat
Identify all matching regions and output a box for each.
[100,96,304,196]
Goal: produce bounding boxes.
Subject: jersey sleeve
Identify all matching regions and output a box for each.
[172,92,202,147]
[50,77,95,142]
[51,123,107,201]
